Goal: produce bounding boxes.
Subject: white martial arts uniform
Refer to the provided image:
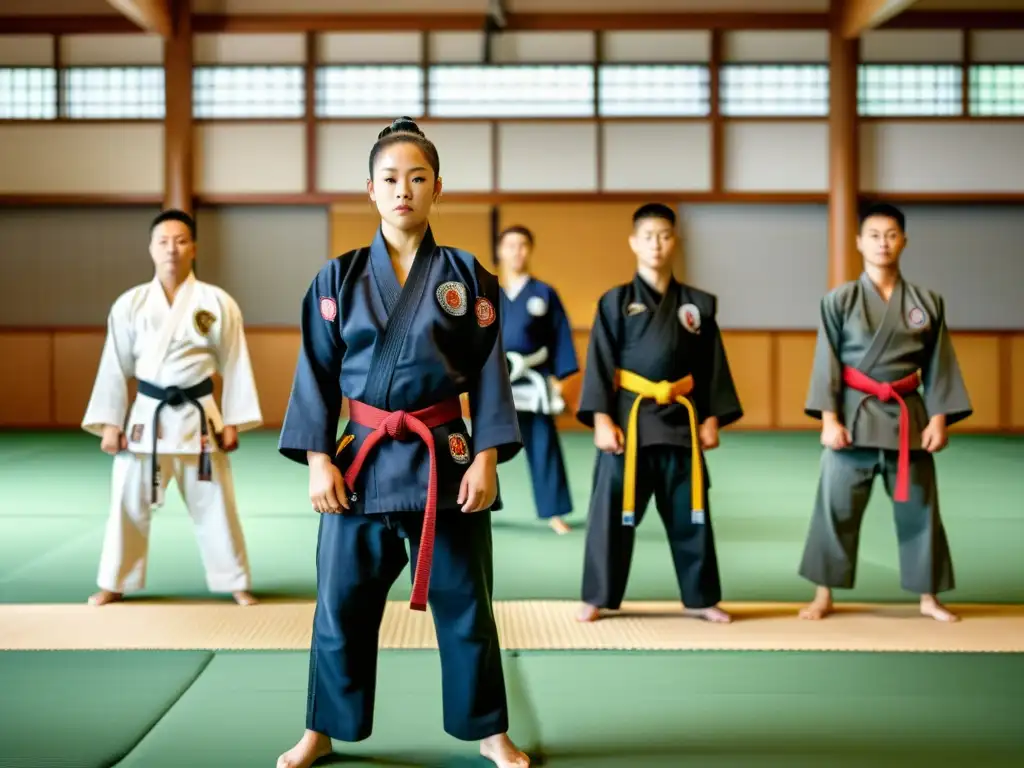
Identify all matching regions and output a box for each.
[82,272,263,595]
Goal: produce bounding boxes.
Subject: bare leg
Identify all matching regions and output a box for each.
[576,603,601,622]
[799,585,834,620]
[480,733,530,767]
[88,590,123,606]
[549,517,571,535]
[685,604,732,623]
[920,594,959,622]
[276,730,333,768]
[232,590,258,606]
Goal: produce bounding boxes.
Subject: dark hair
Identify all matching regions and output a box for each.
[368,117,440,179]
[632,202,676,229]
[497,225,534,248]
[151,208,196,241]
[860,202,905,233]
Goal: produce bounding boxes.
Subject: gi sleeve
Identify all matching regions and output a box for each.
[81,296,136,437]
[546,287,580,380]
[215,293,263,432]
[805,291,845,421]
[278,261,346,464]
[921,295,973,427]
[575,292,620,429]
[467,279,522,465]
[694,301,743,428]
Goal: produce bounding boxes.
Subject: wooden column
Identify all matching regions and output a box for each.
[828,3,861,289]
[163,0,193,213]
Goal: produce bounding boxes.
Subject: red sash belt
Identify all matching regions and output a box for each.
[842,366,920,503]
[343,396,464,612]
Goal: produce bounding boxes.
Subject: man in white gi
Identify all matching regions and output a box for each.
[82,209,263,607]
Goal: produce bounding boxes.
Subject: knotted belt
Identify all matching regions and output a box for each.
[842,367,921,503]
[343,396,464,612]
[137,377,214,505]
[615,370,702,527]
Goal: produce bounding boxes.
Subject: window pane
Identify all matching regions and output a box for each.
[428,65,594,118]
[598,64,710,116]
[0,67,57,119]
[720,64,829,116]
[858,64,962,116]
[969,65,1024,116]
[193,66,304,119]
[62,66,164,119]
[316,65,423,118]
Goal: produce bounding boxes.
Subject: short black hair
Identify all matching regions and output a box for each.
[151,208,196,241]
[497,225,534,248]
[632,203,676,229]
[860,202,905,234]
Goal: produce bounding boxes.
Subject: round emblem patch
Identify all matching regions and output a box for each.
[193,309,216,336]
[448,433,470,464]
[907,306,925,328]
[319,297,337,322]
[436,281,468,316]
[678,303,701,334]
[475,297,496,327]
[526,296,548,317]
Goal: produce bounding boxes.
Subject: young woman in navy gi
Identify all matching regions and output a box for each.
[276,118,531,768]
[495,226,579,534]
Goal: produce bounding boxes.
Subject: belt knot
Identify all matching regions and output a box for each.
[384,411,411,440]
[164,386,187,406]
[877,383,896,402]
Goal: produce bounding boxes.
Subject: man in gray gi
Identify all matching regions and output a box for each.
[798,202,972,623]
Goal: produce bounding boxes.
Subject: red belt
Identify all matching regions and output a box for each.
[842,366,920,503]
[343,396,464,611]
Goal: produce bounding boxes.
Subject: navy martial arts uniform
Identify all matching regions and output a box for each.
[279,226,522,744]
[576,275,743,611]
[500,277,579,520]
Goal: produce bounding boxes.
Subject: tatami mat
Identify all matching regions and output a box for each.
[2,600,1023,652]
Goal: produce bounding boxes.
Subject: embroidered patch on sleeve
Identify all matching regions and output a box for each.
[474,297,496,327]
[437,282,468,316]
[319,297,338,322]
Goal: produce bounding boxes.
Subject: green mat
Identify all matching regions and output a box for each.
[1,430,1022,604]
[0,650,1021,767]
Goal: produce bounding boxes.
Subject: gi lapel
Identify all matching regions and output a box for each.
[635,274,680,347]
[362,226,438,408]
[136,272,196,382]
[855,273,904,375]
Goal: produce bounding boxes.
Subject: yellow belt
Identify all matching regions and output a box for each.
[615,369,703,527]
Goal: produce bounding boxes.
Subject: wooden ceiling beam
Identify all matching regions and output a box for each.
[104,0,174,37]
[837,0,921,38]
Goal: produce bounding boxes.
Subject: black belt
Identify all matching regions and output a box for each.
[138,377,214,503]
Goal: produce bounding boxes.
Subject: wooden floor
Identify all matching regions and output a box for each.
[3,600,1023,652]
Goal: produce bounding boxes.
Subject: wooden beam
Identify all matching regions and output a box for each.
[104,0,174,37]
[828,3,861,290]
[163,0,192,213]
[841,0,921,38]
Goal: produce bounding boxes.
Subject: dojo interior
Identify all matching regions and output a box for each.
[1,0,1023,766]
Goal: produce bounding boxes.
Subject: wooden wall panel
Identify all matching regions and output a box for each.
[775,332,817,428]
[4,328,1023,434]
[0,332,52,426]
[427,204,494,268]
[720,331,772,429]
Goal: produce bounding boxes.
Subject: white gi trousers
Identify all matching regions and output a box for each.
[97,451,251,594]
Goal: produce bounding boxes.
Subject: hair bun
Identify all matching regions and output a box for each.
[377,116,423,140]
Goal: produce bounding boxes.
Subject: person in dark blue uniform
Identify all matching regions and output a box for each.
[495,226,580,534]
[275,117,531,768]
[575,203,744,625]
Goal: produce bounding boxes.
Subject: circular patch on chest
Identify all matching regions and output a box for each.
[678,303,701,334]
[526,296,548,317]
[448,433,471,464]
[474,297,496,327]
[436,281,468,316]
[907,306,926,328]
[319,297,338,322]
[193,309,216,336]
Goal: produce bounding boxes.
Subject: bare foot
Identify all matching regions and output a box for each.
[480,733,530,768]
[920,594,959,622]
[686,605,732,623]
[88,590,123,606]
[549,518,571,535]
[798,586,833,620]
[576,603,601,622]
[232,590,258,606]
[276,730,333,768]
